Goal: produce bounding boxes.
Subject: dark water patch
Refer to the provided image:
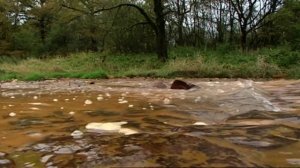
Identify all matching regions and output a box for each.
[156,114,187,121]
[123,121,141,129]
[228,110,276,120]
[228,110,300,120]
[142,118,167,126]
[226,137,275,148]
[10,117,47,128]
[46,111,75,124]
[84,110,120,117]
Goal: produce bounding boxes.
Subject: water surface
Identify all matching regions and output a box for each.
[0,79,299,167]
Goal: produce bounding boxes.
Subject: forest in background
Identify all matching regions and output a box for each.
[0,0,299,80]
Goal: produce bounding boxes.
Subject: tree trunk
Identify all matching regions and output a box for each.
[241,28,247,51]
[177,17,184,46]
[154,0,168,62]
[89,25,98,52]
[229,12,234,44]
[39,18,46,44]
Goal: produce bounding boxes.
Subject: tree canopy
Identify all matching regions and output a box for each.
[0,0,298,60]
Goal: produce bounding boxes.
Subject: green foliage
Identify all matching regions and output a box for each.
[12,28,44,56]
[268,49,300,68]
[80,70,108,79]
[264,0,300,50]
[23,73,46,81]
[286,66,300,78]
[0,69,18,81]
[0,47,298,81]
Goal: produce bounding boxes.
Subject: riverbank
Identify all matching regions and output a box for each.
[0,47,299,81]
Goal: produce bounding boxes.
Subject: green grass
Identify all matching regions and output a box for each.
[0,47,299,81]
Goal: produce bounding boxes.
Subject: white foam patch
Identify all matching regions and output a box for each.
[86,122,128,132]
[118,128,138,135]
[85,122,137,135]
[69,111,75,115]
[128,104,134,108]
[163,98,171,105]
[193,122,208,126]
[119,100,128,104]
[97,96,104,101]
[28,103,49,106]
[9,112,16,117]
[84,100,93,105]
[29,107,40,110]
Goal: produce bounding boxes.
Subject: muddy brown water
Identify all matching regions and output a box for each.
[0,79,299,167]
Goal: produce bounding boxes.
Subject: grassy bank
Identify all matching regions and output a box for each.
[0,47,299,81]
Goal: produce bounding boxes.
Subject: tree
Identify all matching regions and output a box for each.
[17,0,60,45]
[168,0,193,46]
[273,0,300,50]
[63,0,169,61]
[229,0,282,50]
[0,0,12,55]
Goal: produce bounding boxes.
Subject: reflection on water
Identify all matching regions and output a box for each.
[0,79,299,167]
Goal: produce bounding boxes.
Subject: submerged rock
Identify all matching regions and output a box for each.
[153,81,168,89]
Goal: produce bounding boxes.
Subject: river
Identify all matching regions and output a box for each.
[0,79,299,167]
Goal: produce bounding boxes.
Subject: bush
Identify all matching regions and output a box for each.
[269,49,300,68]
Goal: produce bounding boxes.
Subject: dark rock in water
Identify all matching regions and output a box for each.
[89,81,95,85]
[171,80,196,90]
